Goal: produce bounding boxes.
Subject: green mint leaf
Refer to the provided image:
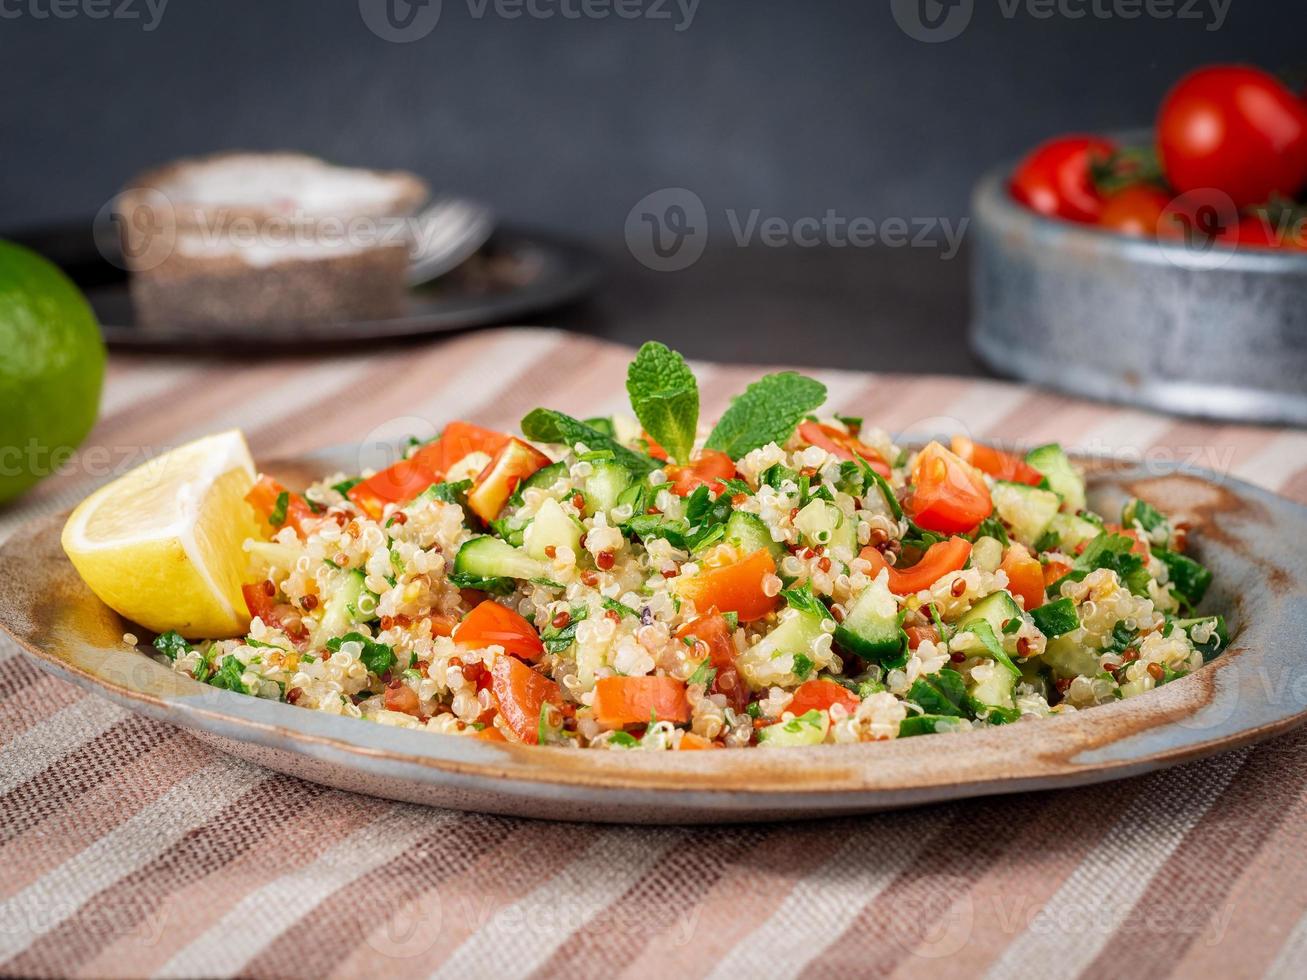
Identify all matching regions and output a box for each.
[704,371,827,459]
[209,654,248,694]
[325,632,397,676]
[520,408,658,475]
[626,342,699,465]
[780,584,828,619]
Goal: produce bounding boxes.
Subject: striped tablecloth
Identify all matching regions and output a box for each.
[3,326,1306,979]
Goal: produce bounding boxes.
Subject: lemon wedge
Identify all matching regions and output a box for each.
[61,430,261,638]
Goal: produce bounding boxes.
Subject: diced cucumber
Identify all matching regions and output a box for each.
[723,511,783,561]
[834,574,905,666]
[828,509,859,557]
[520,460,568,494]
[738,604,830,690]
[453,536,546,582]
[1043,633,1101,679]
[318,568,366,638]
[757,708,829,747]
[793,499,843,549]
[1018,661,1052,701]
[1030,597,1079,638]
[969,664,1015,710]
[956,590,1023,637]
[1048,512,1101,553]
[992,481,1062,548]
[584,461,632,517]
[1025,443,1086,514]
[523,497,583,561]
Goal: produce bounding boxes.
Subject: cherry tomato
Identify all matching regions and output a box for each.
[677,610,749,712]
[1158,65,1307,209]
[674,548,780,622]
[668,449,736,496]
[787,679,860,717]
[466,438,552,523]
[1216,213,1285,249]
[1097,186,1180,239]
[950,436,1043,487]
[1000,544,1045,611]
[907,442,993,535]
[859,537,972,595]
[797,422,890,476]
[454,600,544,661]
[490,656,561,744]
[1009,135,1117,223]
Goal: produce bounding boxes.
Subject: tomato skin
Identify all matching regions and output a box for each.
[1000,544,1045,611]
[677,610,748,712]
[1009,135,1117,223]
[788,679,860,716]
[668,449,736,496]
[454,600,544,661]
[592,676,690,727]
[674,549,780,623]
[1159,66,1307,210]
[907,442,993,535]
[950,436,1043,487]
[490,656,562,745]
[1097,186,1179,239]
[798,422,890,476]
[905,625,940,650]
[1217,214,1285,249]
[859,537,972,595]
[466,438,552,523]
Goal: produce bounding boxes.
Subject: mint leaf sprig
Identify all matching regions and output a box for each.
[626,342,699,465]
[705,372,827,459]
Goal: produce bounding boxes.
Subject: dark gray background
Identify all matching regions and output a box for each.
[0,0,1296,369]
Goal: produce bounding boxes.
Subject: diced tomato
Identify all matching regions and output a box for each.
[678,732,719,750]
[473,726,507,742]
[384,682,421,717]
[592,676,690,727]
[677,610,748,712]
[905,625,940,650]
[798,421,891,476]
[490,656,562,745]
[430,613,459,638]
[346,421,512,519]
[668,449,736,496]
[907,441,993,534]
[787,679,860,716]
[1000,543,1045,610]
[454,600,544,661]
[641,431,669,461]
[348,454,440,520]
[675,548,780,622]
[950,436,1043,487]
[466,438,552,523]
[240,582,304,640]
[859,536,972,595]
[1043,559,1073,588]
[245,476,318,537]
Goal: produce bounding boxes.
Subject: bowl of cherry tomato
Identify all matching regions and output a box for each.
[970,64,1307,426]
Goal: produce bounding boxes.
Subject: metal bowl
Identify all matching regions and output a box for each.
[969,165,1307,426]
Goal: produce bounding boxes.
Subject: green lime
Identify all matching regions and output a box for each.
[0,240,105,505]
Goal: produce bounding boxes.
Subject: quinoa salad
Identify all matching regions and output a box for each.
[148,343,1227,750]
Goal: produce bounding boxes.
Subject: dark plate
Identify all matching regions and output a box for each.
[6,220,605,351]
